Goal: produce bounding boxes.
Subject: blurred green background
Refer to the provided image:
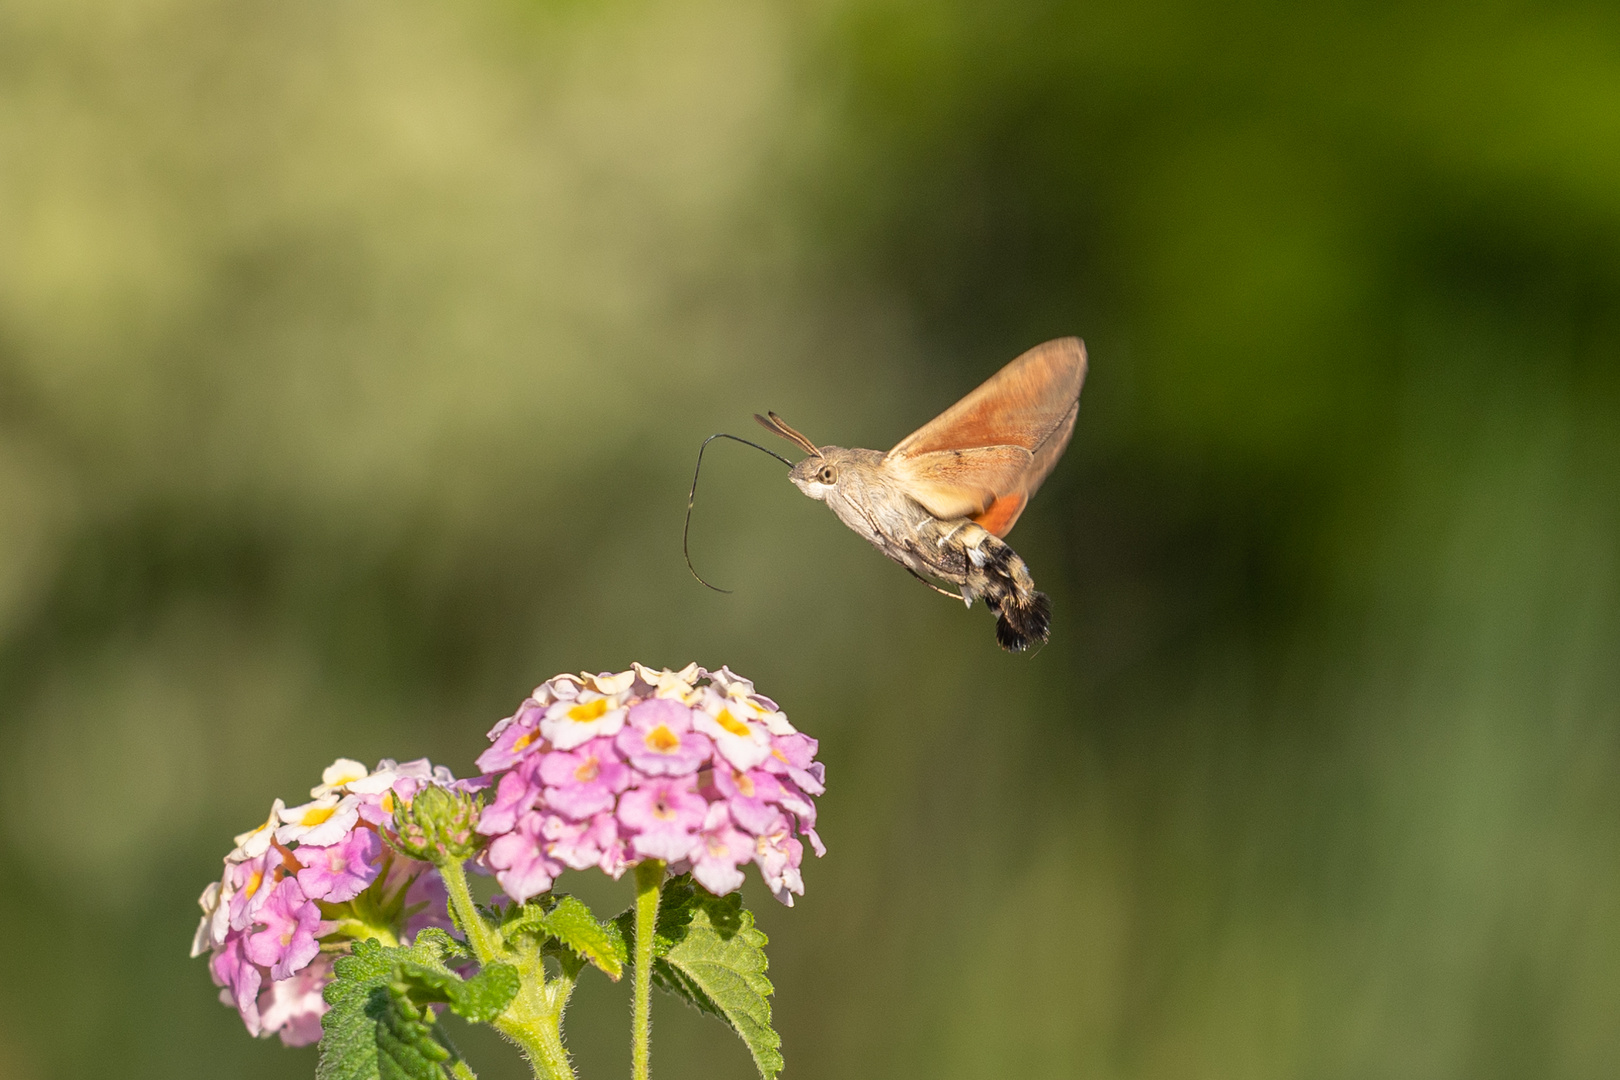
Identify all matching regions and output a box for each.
[2,0,1619,1077]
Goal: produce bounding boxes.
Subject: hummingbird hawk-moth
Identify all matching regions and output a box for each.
[686,338,1087,652]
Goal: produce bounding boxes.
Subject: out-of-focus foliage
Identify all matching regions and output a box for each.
[1,0,1618,1077]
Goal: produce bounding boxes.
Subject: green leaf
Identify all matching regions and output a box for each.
[613,876,782,1076]
[651,892,783,1080]
[319,935,496,1080]
[540,895,628,979]
[410,927,469,962]
[612,874,702,961]
[320,938,461,1080]
[397,960,520,1024]
[504,894,629,980]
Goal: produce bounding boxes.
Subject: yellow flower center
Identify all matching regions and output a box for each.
[567,699,611,723]
[513,730,538,752]
[733,770,755,797]
[574,757,601,782]
[713,709,752,737]
[381,792,395,814]
[645,725,680,753]
[298,805,337,827]
[244,868,264,899]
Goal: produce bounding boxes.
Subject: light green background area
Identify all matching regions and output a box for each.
[1,1,1618,1078]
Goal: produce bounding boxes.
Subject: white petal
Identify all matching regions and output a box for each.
[231,800,284,860]
[190,915,213,958]
[585,670,636,695]
[345,769,398,795]
[546,675,584,701]
[274,794,353,844]
[754,706,796,736]
[313,758,370,797]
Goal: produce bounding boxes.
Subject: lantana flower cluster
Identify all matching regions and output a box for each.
[190,758,463,1045]
[476,664,825,905]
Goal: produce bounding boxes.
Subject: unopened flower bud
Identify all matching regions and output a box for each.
[392,783,483,865]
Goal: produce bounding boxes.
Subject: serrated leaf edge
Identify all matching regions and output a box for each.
[657,907,784,1080]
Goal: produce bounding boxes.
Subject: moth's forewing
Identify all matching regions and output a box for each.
[883,337,1086,537]
[879,444,1032,521]
[885,337,1087,459]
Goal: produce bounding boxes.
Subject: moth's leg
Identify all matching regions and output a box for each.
[904,566,970,604]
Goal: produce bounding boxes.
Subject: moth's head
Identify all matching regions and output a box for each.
[756,411,829,497]
[755,412,872,502]
[788,447,854,502]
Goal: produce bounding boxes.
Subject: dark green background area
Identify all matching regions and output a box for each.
[2,1,1618,1077]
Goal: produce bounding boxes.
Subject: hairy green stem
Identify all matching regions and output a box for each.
[632,859,665,1080]
[437,858,576,1080]
[506,997,574,1080]
[436,857,506,963]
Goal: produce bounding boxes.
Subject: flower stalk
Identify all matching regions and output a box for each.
[439,848,576,1080]
[436,856,504,968]
[632,858,665,1080]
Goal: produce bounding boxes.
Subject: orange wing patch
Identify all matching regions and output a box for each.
[972,492,1027,538]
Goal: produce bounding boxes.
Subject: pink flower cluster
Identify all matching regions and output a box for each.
[191,758,461,1045]
[476,664,825,905]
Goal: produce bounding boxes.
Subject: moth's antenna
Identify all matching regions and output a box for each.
[685,432,795,593]
[755,412,822,459]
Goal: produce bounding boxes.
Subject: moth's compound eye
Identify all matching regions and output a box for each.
[818,465,836,484]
